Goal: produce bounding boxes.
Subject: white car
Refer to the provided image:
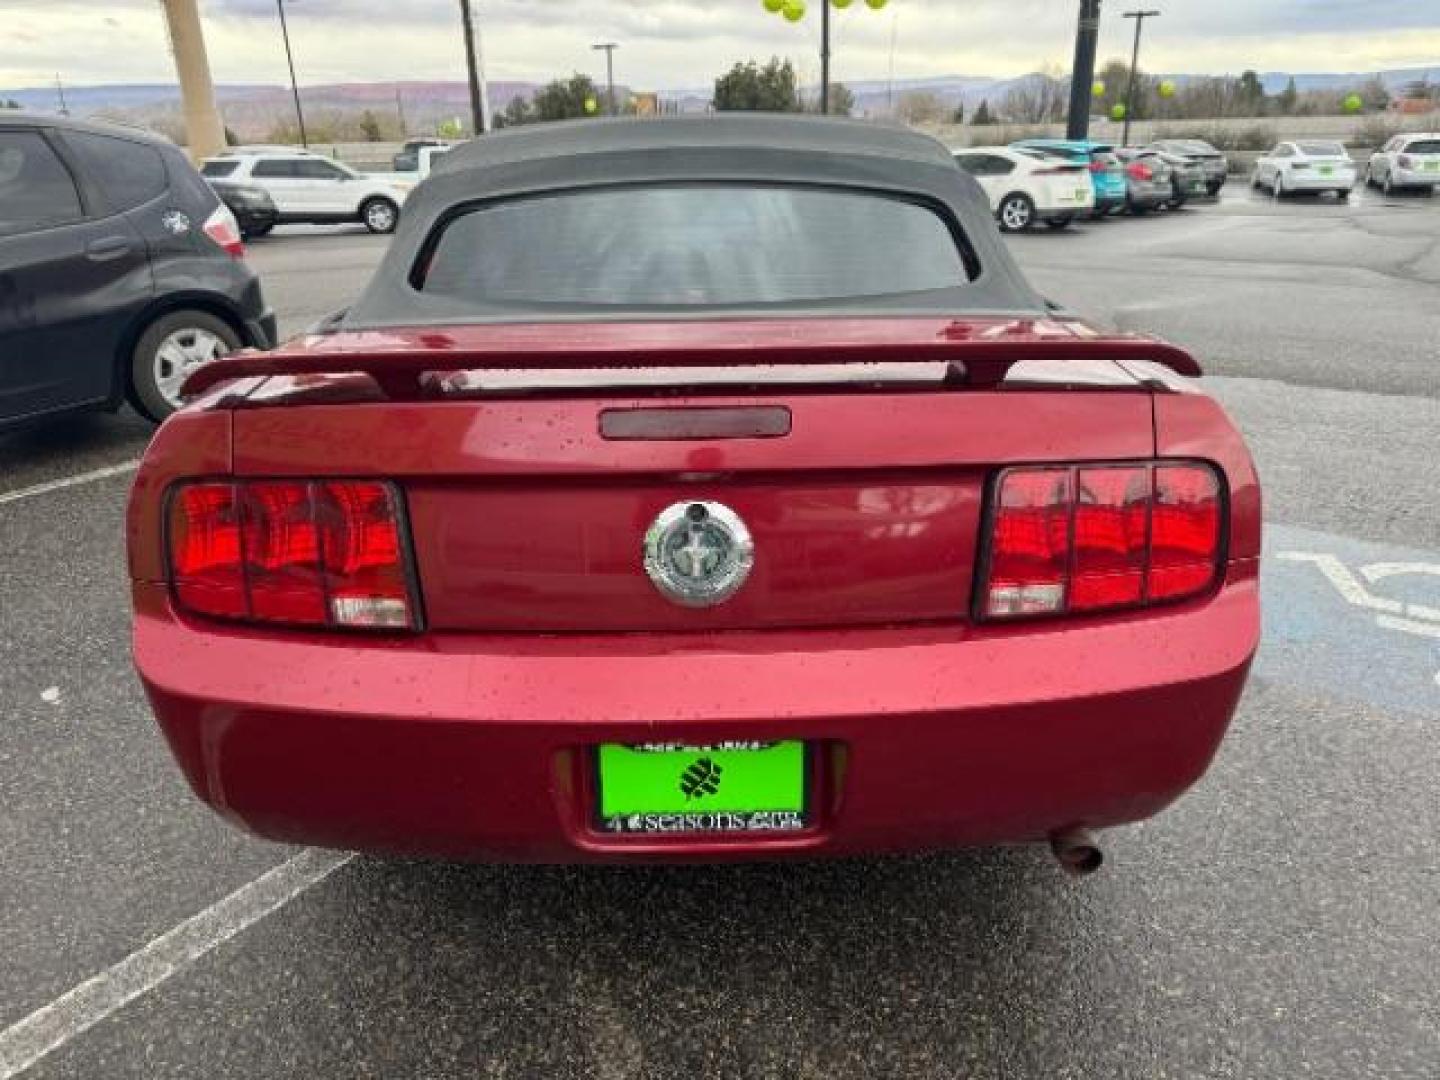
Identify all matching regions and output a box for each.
[1366,133,1440,195]
[1252,141,1357,199]
[200,150,407,234]
[953,147,1095,232]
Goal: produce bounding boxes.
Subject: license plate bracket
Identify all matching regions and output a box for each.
[595,741,810,835]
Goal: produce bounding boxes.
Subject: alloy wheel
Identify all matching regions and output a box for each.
[153,327,230,408]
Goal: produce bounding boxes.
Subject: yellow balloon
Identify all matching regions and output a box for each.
[763,0,784,12]
[1110,103,1127,121]
[584,96,599,114]
[865,0,888,8]
[1092,80,1106,98]
[1159,80,1177,99]
[782,0,806,21]
[832,0,855,8]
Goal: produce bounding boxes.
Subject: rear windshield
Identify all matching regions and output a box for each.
[1405,140,1440,155]
[1296,141,1347,157]
[201,160,239,177]
[418,185,973,310]
[1027,147,1086,162]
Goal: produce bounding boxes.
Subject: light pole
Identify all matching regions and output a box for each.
[1121,9,1160,146]
[159,0,227,160]
[275,0,307,147]
[1065,0,1102,139]
[459,0,485,135]
[593,42,619,116]
[819,1,831,115]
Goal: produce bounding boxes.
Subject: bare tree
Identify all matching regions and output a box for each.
[1002,68,1070,125]
[895,91,947,125]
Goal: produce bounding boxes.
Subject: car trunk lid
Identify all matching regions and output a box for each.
[223,320,1174,634]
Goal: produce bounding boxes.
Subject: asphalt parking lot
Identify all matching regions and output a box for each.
[2,187,1438,1078]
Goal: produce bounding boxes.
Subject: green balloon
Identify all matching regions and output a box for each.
[1159,80,1177,99]
[782,0,805,21]
[1092,80,1106,98]
[1343,94,1363,114]
[865,0,888,8]
[1110,103,1127,121]
[764,0,784,12]
[832,0,855,8]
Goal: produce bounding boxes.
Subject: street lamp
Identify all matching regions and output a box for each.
[1121,9,1160,147]
[275,0,307,147]
[764,0,889,116]
[593,42,619,116]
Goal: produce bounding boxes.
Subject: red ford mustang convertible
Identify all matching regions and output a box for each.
[128,117,1260,873]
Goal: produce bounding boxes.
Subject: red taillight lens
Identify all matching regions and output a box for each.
[1149,465,1222,601]
[986,469,1072,617]
[1071,466,1149,611]
[242,482,326,624]
[168,483,246,618]
[1088,159,1106,173]
[1126,162,1154,181]
[981,462,1223,620]
[202,205,245,259]
[315,481,412,628]
[166,479,416,630]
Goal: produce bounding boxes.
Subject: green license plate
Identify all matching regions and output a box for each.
[1319,166,1334,176]
[596,741,808,834]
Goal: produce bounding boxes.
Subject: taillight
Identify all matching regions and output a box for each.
[1126,162,1154,182]
[980,462,1223,620]
[201,204,245,259]
[166,479,418,630]
[1088,159,1106,173]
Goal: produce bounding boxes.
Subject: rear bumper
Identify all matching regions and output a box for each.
[1393,168,1440,187]
[1287,170,1357,191]
[133,566,1259,863]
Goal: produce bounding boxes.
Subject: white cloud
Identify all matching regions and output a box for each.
[1,0,1436,89]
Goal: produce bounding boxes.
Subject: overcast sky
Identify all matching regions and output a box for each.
[3,1,1437,91]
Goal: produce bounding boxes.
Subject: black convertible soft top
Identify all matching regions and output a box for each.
[342,114,1046,328]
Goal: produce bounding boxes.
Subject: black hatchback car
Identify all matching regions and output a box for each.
[0,113,275,426]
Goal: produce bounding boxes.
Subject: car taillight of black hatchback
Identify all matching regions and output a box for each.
[978,462,1224,620]
[165,480,419,630]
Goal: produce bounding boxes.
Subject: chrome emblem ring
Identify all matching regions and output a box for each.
[643,501,754,608]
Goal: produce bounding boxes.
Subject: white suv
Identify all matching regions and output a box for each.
[200,150,407,234]
[1366,133,1440,195]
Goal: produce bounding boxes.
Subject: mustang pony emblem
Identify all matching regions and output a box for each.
[643,501,754,607]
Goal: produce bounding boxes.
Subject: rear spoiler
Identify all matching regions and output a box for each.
[183,319,1203,400]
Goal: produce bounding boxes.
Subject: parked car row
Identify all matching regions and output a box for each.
[959,131,1440,231]
[955,136,1230,232]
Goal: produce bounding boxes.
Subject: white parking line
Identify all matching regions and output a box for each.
[0,462,140,508]
[0,849,353,1079]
